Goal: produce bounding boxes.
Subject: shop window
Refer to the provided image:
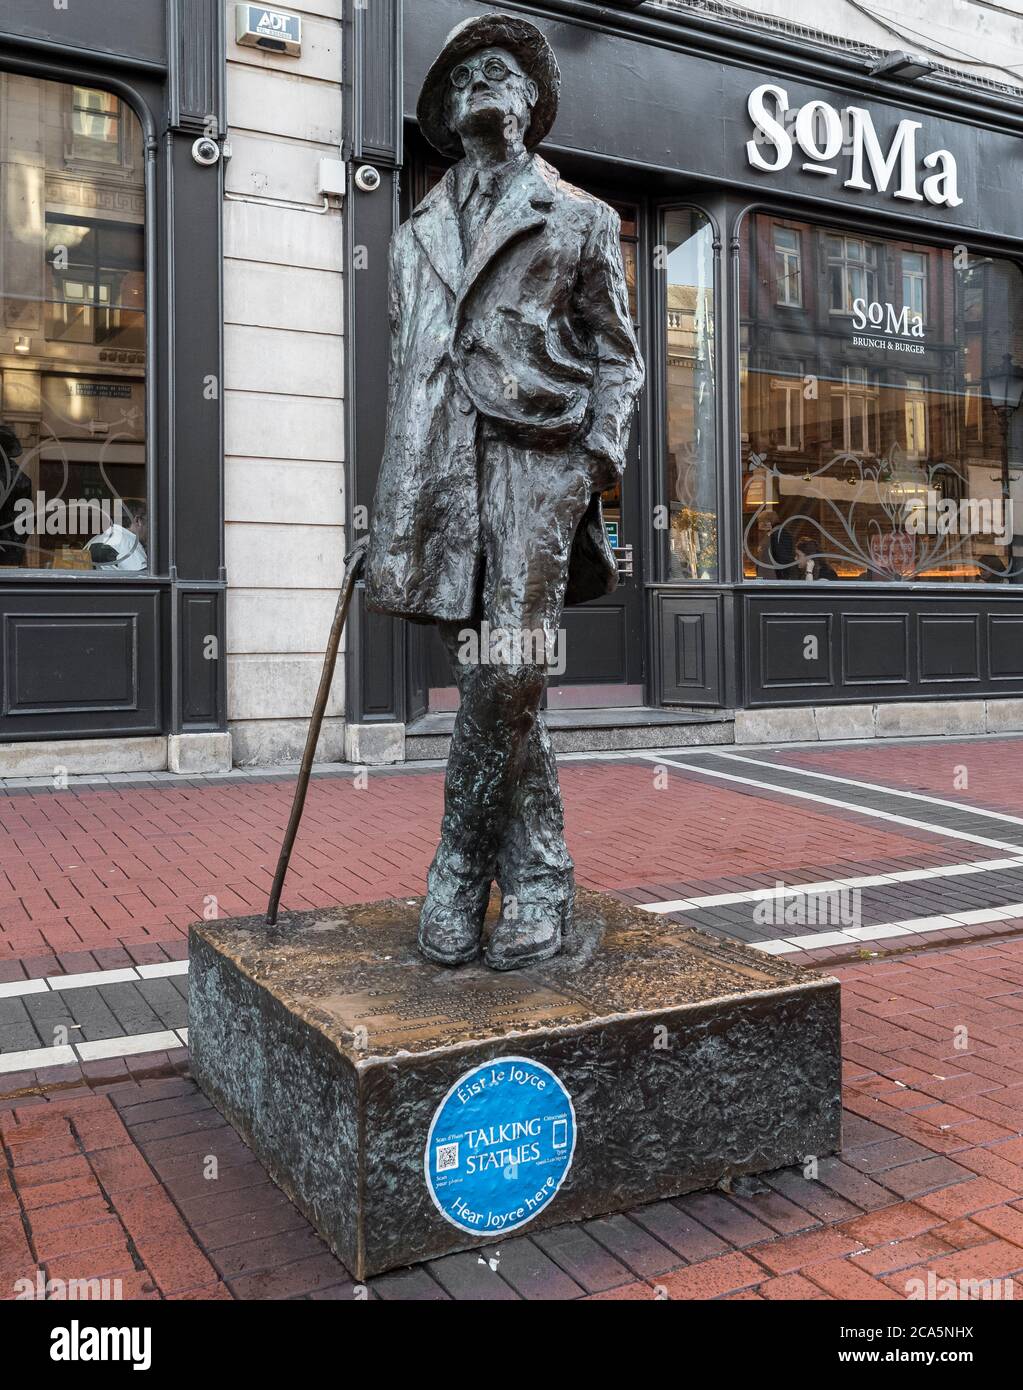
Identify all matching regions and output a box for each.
[832,366,878,456]
[827,234,879,314]
[741,212,1023,584]
[68,87,124,167]
[770,364,804,451]
[904,375,928,459]
[902,252,927,322]
[0,73,146,573]
[663,208,717,580]
[774,226,802,307]
[45,219,145,349]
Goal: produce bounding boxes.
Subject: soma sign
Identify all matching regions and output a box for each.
[746,84,963,208]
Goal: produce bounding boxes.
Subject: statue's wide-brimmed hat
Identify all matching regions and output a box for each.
[417,13,561,159]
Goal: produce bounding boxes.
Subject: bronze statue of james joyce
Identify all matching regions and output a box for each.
[366,14,645,971]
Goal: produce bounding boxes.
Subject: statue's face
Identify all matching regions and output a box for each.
[447,46,538,147]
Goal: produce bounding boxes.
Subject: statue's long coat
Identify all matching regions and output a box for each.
[366,154,645,623]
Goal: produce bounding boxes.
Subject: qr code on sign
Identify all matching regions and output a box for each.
[436,1142,459,1172]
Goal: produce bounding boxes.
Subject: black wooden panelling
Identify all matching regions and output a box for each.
[559,604,628,685]
[918,614,981,683]
[169,135,224,582]
[352,591,404,723]
[170,0,224,131]
[0,589,161,739]
[745,592,1023,706]
[761,613,832,688]
[354,0,401,165]
[5,616,137,714]
[656,592,722,706]
[674,613,705,688]
[842,614,909,685]
[180,589,221,726]
[988,614,1023,680]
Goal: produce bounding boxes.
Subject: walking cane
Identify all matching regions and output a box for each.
[266,535,369,926]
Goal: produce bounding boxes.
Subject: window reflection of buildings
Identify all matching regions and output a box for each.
[0,76,146,571]
[742,213,1023,584]
[665,211,716,581]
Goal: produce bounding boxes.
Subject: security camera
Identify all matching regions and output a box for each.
[354,164,382,193]
[191,136,221,167]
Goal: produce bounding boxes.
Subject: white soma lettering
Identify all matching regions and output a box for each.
[746,84,962,208]
[851,299,924,338]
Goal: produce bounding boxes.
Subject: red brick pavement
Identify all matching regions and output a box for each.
[3,742,1023,1299]
[776,737,1023,819]
[3,936,1023,1300]
[0,759,984,973]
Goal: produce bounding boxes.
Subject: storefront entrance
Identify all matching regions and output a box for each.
[345,0,1023,748]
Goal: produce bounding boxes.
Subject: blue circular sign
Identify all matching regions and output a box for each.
[425,1056,576,1236]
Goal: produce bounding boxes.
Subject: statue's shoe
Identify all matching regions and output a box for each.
[484,893,572,972]
[418,883,489,967]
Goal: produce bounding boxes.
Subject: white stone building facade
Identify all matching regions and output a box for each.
[223,0,347,765]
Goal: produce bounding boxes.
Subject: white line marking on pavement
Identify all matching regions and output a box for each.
[76,1030,181,1063]
[0,959,189,1001]
[707,750,1023,830]
[749,900,1023,956]
[640,855,1023,914]
[1,1026,189,1074]
[136,961,189,979]
[0,978,49,999]
[638,755,1023,854]
[47,967,139,992]
[0,1044,77,1074]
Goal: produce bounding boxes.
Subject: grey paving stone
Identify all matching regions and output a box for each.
[582,1212,681,1279]
[23,992,79,1049]
[0,997,34,1030]
[135,978,188,1029]
[65,987,125,1042]
[97,982,164,1035]
[0,1019,43,1052]
[369,1266,450,1300]
[426,1250,520,1300]
[477,1237,585,1300]
[815,1156,899,1210]
[674,1191,775,1247]
[628,1200,729,1262]
[532,1223,633,1292]
[879,1156,974,1199]
[763,1167,863,1223]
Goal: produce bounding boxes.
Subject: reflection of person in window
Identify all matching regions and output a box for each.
[980,554,1007,584]
[796,537,837,581]
[86,503,147,572]
[754,510,796,578]
[747,433,768,474]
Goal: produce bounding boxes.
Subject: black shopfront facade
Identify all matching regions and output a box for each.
[0,0,225,759]
[345,0,1023,738]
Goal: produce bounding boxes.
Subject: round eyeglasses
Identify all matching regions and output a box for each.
[449,57,516,89]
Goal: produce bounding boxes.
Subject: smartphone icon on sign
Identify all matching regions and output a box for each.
[552,1118,568,1149]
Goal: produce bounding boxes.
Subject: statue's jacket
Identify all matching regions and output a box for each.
[366,154,645,623]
